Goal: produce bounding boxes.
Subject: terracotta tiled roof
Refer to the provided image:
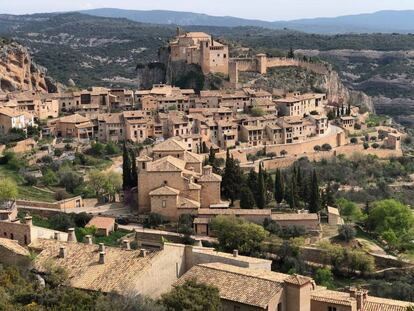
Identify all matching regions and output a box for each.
[149,186,180,196]
[178,196,200,209]
[59,114,90,124]
[198,172,222,182]
[284,274,313,286]
[364,296,412,311]
[197,208,271,216]
[147,156,187,172]
[0,237,30,256]
[152,139,188,152]
[86,216,115,230]
[327,206,340,216]
[0,107,22,117]
[175,263,283,309]
[30,239,160,294]
[311,289,355,306]
[271,213,319,221]
[183,151,203,163]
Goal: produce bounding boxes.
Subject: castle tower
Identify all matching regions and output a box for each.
[256,53,268,75]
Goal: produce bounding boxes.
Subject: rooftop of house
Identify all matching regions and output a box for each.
[271,213,319,221]
[327,206,340,216]
[30,239,160,294]
[0,237,30,256]
[175,263,284,309]
[0,106,23,117]
[197,208,271,216]
[86,216,115,230]
[152,138,188,153]
[58,114,90,124]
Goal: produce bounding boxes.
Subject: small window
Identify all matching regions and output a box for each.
[328,307,337,311]
[277,303,282,311]
[162,200,166,208]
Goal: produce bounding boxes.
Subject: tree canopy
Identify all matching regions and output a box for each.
[161,279,221,311]
[210,215,268,255]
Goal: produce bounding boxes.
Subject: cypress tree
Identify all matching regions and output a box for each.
[240,186,256,209]
[308,170,321,213]
[222,149,242,206]
[130,149,138,188]
[122,143,132,190]
[288,172,299,209]
[256,164,266,209]
[274,169,284,204]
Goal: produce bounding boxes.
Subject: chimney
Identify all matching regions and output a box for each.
[122,239,131,250]
[98,243,105,252]
[99,252,105,264]
[139,249,147,257]
[350,288,367,311]
[25,216,33,226]
[59,246,66,258]
[84,235,93,245]
[233,249,238,257]
[67,228,76,242]
[54,232,60,240]
[203,165,213,176]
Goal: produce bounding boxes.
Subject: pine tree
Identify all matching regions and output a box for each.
[122,143,132,190]
[308,170,321,213]
[347,102,351,116]
[130,149,138,188]
[208,146,219,173]
[240,186,256,209]
[256,164,266,209]
[247,169,258,200]
[274,169,284,204]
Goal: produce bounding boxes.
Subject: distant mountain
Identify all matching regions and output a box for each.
[81,8,414,34]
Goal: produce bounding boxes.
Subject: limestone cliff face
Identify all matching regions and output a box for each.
[322,70,375,113]
[0,40,50,93]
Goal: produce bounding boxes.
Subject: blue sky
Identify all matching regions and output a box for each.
[2,0,414,20]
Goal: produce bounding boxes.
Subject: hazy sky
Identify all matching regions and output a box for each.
[3,0,414,21]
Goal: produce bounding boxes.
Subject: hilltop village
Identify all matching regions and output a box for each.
[0,30,412,311]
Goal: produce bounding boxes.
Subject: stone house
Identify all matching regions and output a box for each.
[137,138,227,220]
[47,114,94,140]
[86,216,115,236]
[0,106,34,134]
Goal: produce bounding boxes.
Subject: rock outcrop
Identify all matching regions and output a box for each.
[0,39,51,93]
[323,70,375,113]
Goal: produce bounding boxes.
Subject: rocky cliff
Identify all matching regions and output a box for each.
[0,39,52,93]
[240,65,375,113]
[323,69,375,113]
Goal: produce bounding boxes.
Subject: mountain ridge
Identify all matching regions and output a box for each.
[80,8,414,34]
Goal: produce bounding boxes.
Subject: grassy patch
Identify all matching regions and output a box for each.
[94,229,131,246]
[0,165,56,202]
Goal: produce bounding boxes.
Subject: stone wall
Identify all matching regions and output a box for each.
[16,196,83,211]
[0,221,31,245]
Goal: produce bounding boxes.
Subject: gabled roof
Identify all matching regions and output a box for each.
[284,274,313,286]
[178,196,200,209]
[175,263,283,309]
[147,156,186,172]
[183,151,203,164]
[86,216,115,230]
[58,114,90,124]
[149,186,180,196]
[30,239,160,294]
[152,139,187,153]
[0,237,30,256]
